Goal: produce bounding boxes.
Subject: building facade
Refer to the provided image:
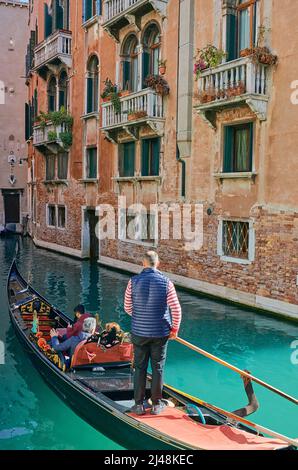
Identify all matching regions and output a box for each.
[26,0,298,320]
[0,0,28,233]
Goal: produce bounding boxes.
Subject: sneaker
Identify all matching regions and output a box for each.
[130,404,146,416]
[151,401,167,415]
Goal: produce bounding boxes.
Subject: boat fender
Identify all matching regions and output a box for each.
[186,404,206,425]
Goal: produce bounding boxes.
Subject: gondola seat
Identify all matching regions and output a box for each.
[71,341,134,369]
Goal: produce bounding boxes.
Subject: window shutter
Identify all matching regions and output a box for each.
[226,13,237,61]
[84,0,92,22]
[87,77,93,113]
[55,0,64,30]
[124,142,135,176]
[25,103,30,141]
[223,126,234,173]
[141,140,149,176]
[152,138,160,176]
[122,60,130,91]
[249,122,254,171]
[142,51,150,88]
[44,3,53,39]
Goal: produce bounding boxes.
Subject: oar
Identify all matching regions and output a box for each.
[175,337,298,405]
[165,383,298,448]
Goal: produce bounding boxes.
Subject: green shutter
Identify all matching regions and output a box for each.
[152,138,160,176]
[141,140,149,176]
[226,14,237,61]
[123,61,130,91]
[44,3,52,39]
[55,0,64,30]
[142,51,150,88]
[123,142,135,177]
[223,126,234,173]
[25,103,30,141]
[249,122,254,171]
[84,0,92,22]
[87,77,93,113]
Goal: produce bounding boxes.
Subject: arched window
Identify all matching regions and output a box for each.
[142,23,161,87]
[86,55,99,114]
[48,76,57,112]
[121,35,139,92]
[58,70,68,110]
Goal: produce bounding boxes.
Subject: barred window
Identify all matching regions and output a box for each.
[223,220,249,259]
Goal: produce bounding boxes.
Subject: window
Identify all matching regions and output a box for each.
[48,76,57,113]
[122,35,139,92]
[223,123,253,173]
[119,142,135,177]
[86,55,99,113]
[47,205,56,227]
[222,220,249,260]
[142,23,161,86]
[58,206,66,229]
[86,147,97,179]
[58,71,68,110]
[83,0,102,23]
[225,0,258,61]
[141,138,160,176]
[119,209,156,245]
[57,153,68,179]
[45,155,55,181]
[237,0,257,54]
[44,3,53,39]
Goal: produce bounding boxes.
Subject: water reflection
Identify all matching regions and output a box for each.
[0,236,298,448]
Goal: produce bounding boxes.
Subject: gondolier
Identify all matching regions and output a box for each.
[124,251,182,416]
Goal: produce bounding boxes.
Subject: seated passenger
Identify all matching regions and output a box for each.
[100,322,121,348]
[50,317,97,367]
[65,304,92,339]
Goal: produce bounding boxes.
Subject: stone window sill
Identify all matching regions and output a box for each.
[81,111,99,120]
[220,255,252,265]
[78,178,99,184]
[213,172,257,180]
[82,15,101,30]
[120,238,158,248]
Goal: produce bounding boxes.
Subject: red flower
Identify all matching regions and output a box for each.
[36,332,43,338]
[37,338,47,349]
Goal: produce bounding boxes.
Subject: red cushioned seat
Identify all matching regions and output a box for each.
[71,341,133,368]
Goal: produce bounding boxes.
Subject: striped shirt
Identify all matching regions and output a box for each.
[124,278,182,334]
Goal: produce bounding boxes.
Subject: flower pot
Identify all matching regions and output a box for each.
[128,113,136,121]
[119,90,130,97]
[240,48,253,58]
[102,96,111,103]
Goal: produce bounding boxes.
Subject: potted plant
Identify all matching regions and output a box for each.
[101,78,117,102]
[194,45,226,79]
[145,74,170,96]
[158,59,167,75]
[241,26,278,65]
[47,130,57,142]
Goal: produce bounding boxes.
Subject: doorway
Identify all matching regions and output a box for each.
[87,209,99,260]
[3,192,20,224]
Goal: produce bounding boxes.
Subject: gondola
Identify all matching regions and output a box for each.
[6,260,297,450]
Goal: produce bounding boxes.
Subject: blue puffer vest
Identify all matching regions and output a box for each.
[131,268,172,338]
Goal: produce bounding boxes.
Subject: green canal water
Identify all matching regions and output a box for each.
[0,237,297,450]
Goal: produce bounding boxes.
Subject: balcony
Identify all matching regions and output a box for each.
[103,0,169,40]
[34,30,72,79]
[101,88,164,142]
[194,56,270,129]
[33,122,69,154]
